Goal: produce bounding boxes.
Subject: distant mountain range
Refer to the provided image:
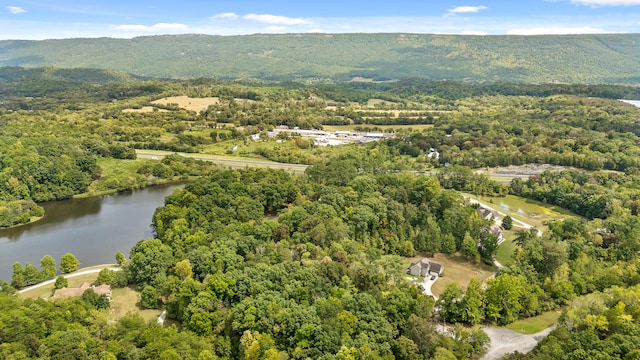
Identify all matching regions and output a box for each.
[1,33,639,84]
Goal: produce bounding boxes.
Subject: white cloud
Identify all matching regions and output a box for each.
[308,28,325,33]
[570,0,640,5]
[448,5,488,14]
[7,6,26,14]
[507,26,614,35]
[210,12,239,20]
[243,14,312,25]
[266,26,286,31]
[112,23,188,32]
[460,30,489,35]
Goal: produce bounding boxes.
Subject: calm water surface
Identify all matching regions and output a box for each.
[0,183,182,282]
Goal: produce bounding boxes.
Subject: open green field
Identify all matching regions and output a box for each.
[422,253,496,297]
[108,286,162,322]
[505,310,561,334]
[496,231,518,267]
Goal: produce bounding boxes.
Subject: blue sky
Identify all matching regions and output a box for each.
[1,0,640,40]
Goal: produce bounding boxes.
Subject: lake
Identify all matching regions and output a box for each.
[619,99,640,108]
[0,183,182,282]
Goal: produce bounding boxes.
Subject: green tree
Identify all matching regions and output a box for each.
[95,268,117,285]
[461,278,485,324]
[441,232,457,253]
[11,262,26,288]
[437,283,465,323]
[54,276,68,289]
[60,253,80,273]
[115,252,127,266]
[129,239,173,287]
[141,286,159,309]
[40,255,57,278]
[82,288,110,309]
[174,259,194,280]
[502,215,513,230]
[433,347,457,360]
[461,231,479,259]
[24,263,43,285]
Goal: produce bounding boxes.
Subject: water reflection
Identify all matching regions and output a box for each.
[0,183,183,282]
[1,196,102,242]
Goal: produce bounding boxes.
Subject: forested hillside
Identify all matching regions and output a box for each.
[1,33,640,83]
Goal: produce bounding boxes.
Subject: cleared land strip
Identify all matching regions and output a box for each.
[137,150,543,181]
[135,150,309,173]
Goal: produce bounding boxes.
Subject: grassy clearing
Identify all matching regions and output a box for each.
[496,231,518,267]
[122,106,168,113]
[505,310,561,334]
[108,286,162,322]
[151,96,220,112]
[97,158,145,176]
[418,253,496,297]
[152,96,255,113]
[135,148,287,164]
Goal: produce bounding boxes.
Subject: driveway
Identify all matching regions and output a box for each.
[481,326,556,360]
[420,275,438,300]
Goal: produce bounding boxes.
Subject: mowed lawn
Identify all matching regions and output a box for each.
[414,253,497,297]
[496,230,518,267]
[19,266,162,323]
[505,310,561,334]
[108,286,162,323]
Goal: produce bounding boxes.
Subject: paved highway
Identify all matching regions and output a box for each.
[136,150,534,181]
[135,151,309,173]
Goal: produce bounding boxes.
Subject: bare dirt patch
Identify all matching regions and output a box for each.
[152,96,220,112]
[122,106,168,113]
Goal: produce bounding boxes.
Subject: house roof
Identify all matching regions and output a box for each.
[477,206,498,219]
[489,224,503,236]
[51,282,111,300]
[408,258,443,275]
[429,263,443,273]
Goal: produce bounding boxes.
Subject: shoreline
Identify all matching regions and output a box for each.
[0,177,188,231]
[0,214,45,230]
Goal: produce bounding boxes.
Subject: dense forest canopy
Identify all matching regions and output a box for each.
[3,67,640,358]
[1,33,640,83]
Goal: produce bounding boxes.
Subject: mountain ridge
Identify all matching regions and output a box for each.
[1,33,639,84]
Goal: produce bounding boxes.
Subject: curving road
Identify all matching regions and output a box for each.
[136,150,542,181]
[17,265,120,294]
